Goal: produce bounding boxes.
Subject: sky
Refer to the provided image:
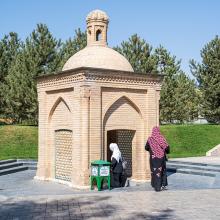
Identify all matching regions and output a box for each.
[1,0,220,77]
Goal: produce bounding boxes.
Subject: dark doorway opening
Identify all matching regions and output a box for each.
[107,129,135,177]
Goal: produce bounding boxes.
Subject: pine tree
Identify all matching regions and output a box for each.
[174,72,199,123]
[114,34,157,73]
[154,46,181,123]
[59,28,86,69]
[190,36,220,123]
[0,32,21,117]
[4,24,61,123]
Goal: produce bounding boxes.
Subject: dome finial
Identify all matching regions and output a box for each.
[86,9,109,46]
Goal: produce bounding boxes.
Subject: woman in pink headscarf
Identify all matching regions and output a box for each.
[145,126,170,192]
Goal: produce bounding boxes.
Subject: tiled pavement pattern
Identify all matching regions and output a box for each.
[1,189,220,220]
[1,167,220,219]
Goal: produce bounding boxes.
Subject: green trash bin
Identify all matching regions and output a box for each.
[90,160,111,191]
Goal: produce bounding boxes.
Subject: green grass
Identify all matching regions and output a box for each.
[0,124,219,160]
[0,125,38,160]
[160,124,220,158]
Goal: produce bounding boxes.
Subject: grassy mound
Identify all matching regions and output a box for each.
[161,124,220,158]
[0,124,219,160]
[0,125,38,160]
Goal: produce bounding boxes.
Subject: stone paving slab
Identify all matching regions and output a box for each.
[1,189,220,219]
[1,170,220,198]
[1,168,220,219]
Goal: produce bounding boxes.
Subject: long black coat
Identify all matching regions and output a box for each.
[111,157,123,173]
[145,141,170,191]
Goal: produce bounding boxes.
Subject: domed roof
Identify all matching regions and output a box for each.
[62,9,134,72]
[86,9,109,22]
[62,46,134,72]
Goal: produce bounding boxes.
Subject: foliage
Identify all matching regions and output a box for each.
[154,46,180,122]
[114,34,157,73]
[154,46,199,123]
[190,36,220,124]
[0,32,21,117]
[0,26,203,124]
[0,26,86,124]
[115,41,199,123]
[174,72,199,122]
[59,28,86,69]
[3,24,61,124]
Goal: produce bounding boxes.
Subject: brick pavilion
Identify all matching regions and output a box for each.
[35,9,164,188]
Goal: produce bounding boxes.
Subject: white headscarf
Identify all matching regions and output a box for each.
[109,143,121,163]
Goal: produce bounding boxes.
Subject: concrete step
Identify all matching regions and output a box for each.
[0,159,17,166]
[168,160,220,168]
[0,159,37,175]
[0,166,28,176]
[0,162,23,171]
[16,159,37,168]
[167,163,220,173]
[27,166,37,170]
[17,159,37,164]
[174,168,220,177]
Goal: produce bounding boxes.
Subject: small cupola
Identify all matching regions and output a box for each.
[86,9,109,46]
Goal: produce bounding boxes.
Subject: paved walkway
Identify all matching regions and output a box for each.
[0,170,220,198]
[1,189,220,219]
[1,156,220,219]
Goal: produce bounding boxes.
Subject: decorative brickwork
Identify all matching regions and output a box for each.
[117,130,134,177]
[55,130,73,181]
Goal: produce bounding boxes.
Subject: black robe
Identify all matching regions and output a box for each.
[111,157,123,188]
[145,141,170,191]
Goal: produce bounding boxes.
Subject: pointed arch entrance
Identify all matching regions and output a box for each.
[103,95,144,179]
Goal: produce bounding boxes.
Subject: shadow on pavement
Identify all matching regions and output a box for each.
[0,196,116,219]
[0,195,177,220]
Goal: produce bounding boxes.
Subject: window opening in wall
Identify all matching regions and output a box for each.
[96,30,102,41]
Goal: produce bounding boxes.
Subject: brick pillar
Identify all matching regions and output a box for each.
[71,87,81,186]
[144,87,158,181]
[36,89,48,179]
[156,90,161,126]
[80,86,90,185]
[89,86,102,161]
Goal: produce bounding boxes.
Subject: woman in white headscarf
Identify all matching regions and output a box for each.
[109,143,123,187]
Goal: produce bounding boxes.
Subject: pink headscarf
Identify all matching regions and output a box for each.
[147,126,168,159]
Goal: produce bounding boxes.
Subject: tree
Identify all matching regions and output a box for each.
[59,28,86,69]
[156,46,199,123]
[4,24,62,123]
[0,32,21,117]
[190,36,220,123]
[114,34,157,73]
[174,72,199,123]
[154,46,181,123]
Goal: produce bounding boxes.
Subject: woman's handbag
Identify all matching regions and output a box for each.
[121,157,127,170]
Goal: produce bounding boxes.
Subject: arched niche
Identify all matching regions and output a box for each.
[48,97,71,122]
[103,95,144,179]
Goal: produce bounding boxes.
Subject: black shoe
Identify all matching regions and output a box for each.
[161,186,168,190]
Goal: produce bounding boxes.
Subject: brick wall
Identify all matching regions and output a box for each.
[36,69,162,187]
